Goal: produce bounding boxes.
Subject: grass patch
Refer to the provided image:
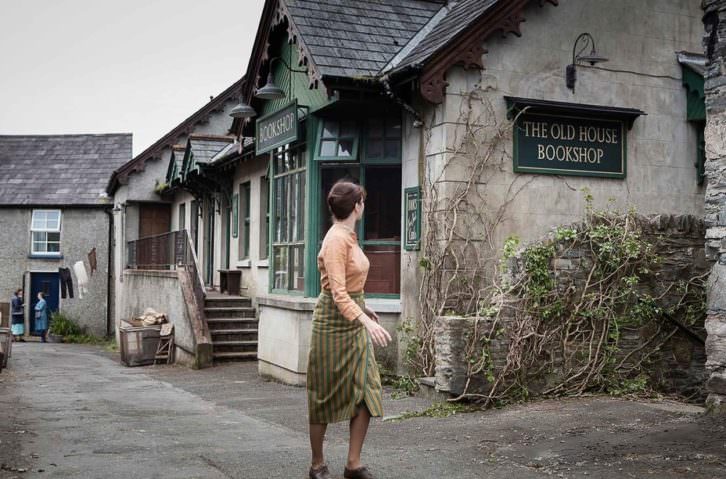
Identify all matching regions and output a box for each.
[389,401,478,421]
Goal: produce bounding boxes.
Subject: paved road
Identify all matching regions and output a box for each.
[1,343,725,479]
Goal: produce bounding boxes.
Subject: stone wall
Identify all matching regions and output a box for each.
[435,214,709,401]
[702,0,726,412]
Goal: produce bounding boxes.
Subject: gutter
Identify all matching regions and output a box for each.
[381,74,424,128]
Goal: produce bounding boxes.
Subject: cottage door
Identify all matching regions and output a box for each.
[29,272,60,335]
[139,203,171,238]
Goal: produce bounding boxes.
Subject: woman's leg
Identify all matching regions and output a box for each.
[40,330,47,343]
[347,404,371,470]
[309,423,328,468]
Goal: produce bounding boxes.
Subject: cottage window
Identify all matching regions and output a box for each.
[316,119,359,160]
[272,145,306,292]
[31,209,61,256]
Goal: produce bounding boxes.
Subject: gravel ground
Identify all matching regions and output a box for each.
[1,343,725,478]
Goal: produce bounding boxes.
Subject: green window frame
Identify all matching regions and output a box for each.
[271,144,306,293]
[363,116,402,164]
[315,119,359,161]
[240,183,251,258]
[259,175,270,260]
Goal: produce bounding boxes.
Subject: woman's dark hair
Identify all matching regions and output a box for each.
[38,292,45,299]
[327,180,367,220]
[15,289,22,295]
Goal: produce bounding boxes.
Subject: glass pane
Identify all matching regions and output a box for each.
[47,242,60,253]
[322,121,338,139]
[363,244,401,294]
[290,173,298,242]
[292,245,305,291]
[273,247,288,290]
[33,242,47,253]
[386,119,402,138]
[274,178,285,242]
[364,167,401,240]
[338,140,354,157]
[367,139,383,159]
[384,139,400,159]
[320,140,336,157]
[47,210,61,229]
[340,121,356,138]
[31,211,46,230]
[368,120,384,139]
[47,232,60,242]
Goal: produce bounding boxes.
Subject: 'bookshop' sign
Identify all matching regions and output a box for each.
[513,113,626,179]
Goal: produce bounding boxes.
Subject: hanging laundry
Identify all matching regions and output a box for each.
[88,248,97,276]
[58,267,74,299]
[73,261,89,299]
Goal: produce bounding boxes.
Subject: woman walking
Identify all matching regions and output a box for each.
[34,292,49,343]
[11,289,24,341]
[307,180,392,479]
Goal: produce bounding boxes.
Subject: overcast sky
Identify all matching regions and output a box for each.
[0,0,265,156]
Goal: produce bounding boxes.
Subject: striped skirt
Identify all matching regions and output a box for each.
[307,290,384,424]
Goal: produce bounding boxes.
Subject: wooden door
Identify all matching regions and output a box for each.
[139,203,171,238]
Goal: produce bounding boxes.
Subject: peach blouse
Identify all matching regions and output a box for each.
[317,223,370,321]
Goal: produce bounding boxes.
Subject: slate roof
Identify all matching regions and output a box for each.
[188,136,235,165]
[390,0,499,72]
[0,134,132,206]
[285,0,444,78]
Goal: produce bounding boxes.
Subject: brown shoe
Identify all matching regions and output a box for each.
[309,464,332,479]
[344,466,374,479]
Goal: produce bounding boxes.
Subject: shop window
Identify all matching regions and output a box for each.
[31,210,61,256]
[259,175,270,260]
[272,145,306,292]
[178,202,186,231]
[238,182,251,259]
[364,117,402,163]
[316,119,359,160]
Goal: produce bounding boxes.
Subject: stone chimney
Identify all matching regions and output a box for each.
[703,0,726,413]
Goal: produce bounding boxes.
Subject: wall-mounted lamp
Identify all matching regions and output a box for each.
[229,97,257,119]
[566,32,609,93]
[255,56,307,100]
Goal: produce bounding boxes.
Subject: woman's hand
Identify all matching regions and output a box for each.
[358,314,392,347]
[364,306,380,323]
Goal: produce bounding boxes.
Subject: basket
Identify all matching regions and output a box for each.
[119,322,161,367]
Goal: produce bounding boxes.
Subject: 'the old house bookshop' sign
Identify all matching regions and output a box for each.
[506,97,645,179]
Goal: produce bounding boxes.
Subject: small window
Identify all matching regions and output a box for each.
[238,182,251,259]
[316,119,359,160]
[178,203,186,231]
[31,210,61,256]
[365,116,402,163]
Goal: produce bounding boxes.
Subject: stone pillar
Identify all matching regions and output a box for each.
[703,0,726,412]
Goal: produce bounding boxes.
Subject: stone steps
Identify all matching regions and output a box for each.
[204,295,257,362]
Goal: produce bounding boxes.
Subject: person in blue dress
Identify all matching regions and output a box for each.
[34,292,49,343]
[11,289,25,341]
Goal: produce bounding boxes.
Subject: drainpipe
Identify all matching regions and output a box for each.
[104,207,114,337]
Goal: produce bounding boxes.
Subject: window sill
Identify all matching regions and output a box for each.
[256,259,269,268]
[28,254,63,260]
[236,259,251,268]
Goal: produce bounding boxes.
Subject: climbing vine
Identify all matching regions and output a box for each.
[456,198,707,405]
